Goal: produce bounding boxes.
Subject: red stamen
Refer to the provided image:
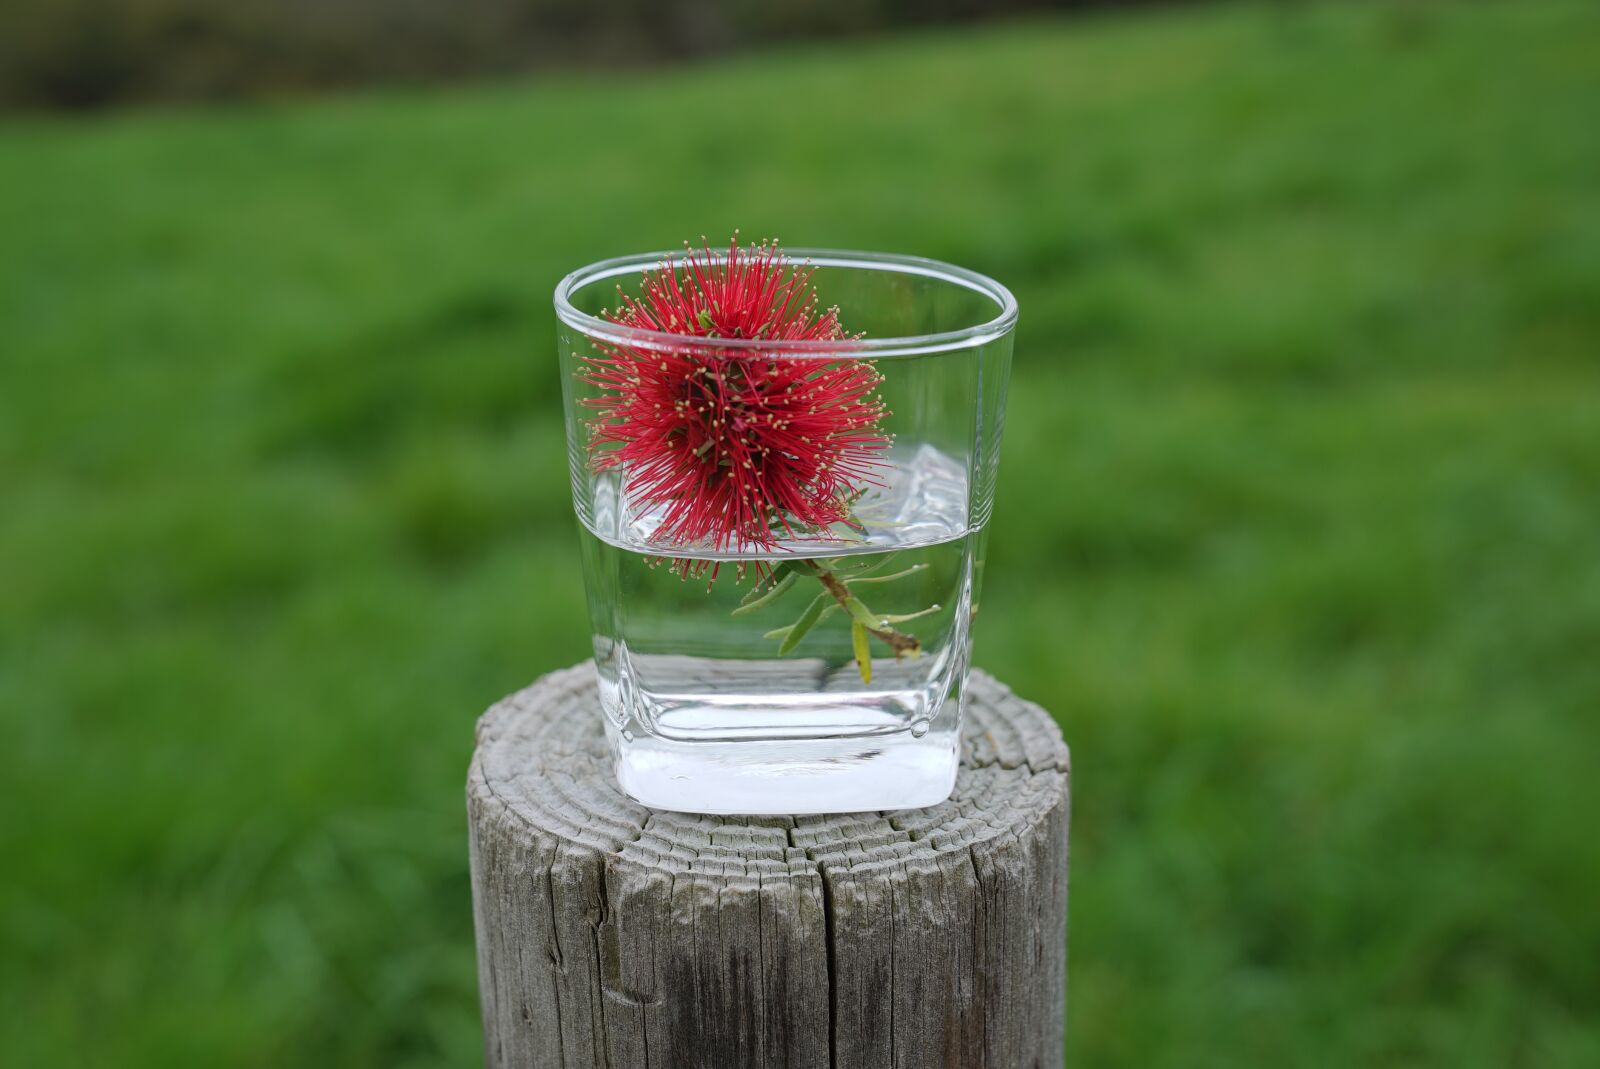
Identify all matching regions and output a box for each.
[579,236,888,580]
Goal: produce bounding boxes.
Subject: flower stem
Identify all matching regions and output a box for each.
[799,562,921,658]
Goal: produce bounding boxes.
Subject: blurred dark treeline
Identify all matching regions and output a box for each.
[0,0,1198,111]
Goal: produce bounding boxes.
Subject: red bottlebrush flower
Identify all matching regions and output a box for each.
[579,236,889,575]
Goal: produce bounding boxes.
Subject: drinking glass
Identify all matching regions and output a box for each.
[555,249,1016,814]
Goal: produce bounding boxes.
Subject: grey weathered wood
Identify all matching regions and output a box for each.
[468,662,1069,1069]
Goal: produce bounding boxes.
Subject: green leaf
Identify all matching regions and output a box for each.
[828,552,895,576]
[738,563,794,608]
[879,603,941,624]
[844,563,928,585]
[732,570,796,616]
[763,603,838,640]
[842,596,884,630]
[851,621,872,683]
[778,593,831,654]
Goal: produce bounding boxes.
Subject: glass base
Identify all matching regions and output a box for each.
[596,649,968,815]
[607,717,960,815]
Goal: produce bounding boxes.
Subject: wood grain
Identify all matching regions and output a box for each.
[468,663,1069,1068]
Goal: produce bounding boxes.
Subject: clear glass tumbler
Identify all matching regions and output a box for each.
[554,246,1016,814]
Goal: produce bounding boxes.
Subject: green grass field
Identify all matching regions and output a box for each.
[4,1,1599,1064]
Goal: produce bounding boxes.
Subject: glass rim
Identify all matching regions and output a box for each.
[553,247,1018,359]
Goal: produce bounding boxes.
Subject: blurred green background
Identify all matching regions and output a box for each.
[4,0,1599,1065]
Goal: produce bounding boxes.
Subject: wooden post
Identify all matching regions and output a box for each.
[467,663,1069,1068]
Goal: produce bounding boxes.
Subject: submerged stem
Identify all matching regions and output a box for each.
[803,563,921,658]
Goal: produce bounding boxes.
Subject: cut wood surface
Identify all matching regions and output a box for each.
[467,662,1070,1069]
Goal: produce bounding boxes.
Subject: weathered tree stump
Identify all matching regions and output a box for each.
[467,662,1069,1068]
